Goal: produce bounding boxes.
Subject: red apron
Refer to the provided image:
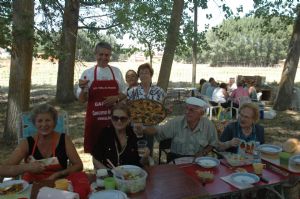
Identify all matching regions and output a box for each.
[84,66,119,153]
[23,134,62,182]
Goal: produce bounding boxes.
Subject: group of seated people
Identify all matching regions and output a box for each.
[0,97,264,192]
[199,77,259,109]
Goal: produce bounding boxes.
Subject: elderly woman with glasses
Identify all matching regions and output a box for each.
[219,103,265,153]
[92,103,149,169]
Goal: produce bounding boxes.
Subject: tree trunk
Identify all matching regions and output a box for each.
[273,6,300,111]
[56,0,80,103]
[4,0,34,143]
[147,42,153,67]
[192,0,198,87]
[157,0,184,91]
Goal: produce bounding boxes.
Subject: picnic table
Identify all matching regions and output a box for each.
[2,153,300,199]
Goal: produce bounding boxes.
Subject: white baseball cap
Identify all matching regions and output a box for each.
[185,97,207,108]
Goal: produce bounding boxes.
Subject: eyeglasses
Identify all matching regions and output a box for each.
[111,115,128,122]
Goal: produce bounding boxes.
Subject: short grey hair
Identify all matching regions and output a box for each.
[31,104,58,126]
[94,41,112,54]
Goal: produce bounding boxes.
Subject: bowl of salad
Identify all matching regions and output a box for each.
[112,165,147,193]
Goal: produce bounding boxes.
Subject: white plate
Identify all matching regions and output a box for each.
[174,157,194,165]
[231,173,259,184]
[195,157,220,168]
[89,190,127,199]
[258,144,282,155]
[290,155,300,165]
[0,179,29,195]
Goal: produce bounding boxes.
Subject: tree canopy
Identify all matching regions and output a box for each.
[200,16,293,66]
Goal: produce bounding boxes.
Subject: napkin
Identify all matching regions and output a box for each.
[37,187,79,199]
[220,174,253,190]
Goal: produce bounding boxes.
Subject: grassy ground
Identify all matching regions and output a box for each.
[1,58,300,171]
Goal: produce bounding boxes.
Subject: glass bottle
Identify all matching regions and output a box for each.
[253,141,261,163]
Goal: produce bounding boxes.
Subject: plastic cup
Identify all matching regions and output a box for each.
[104,177,116,190]
[252,163,265,175]
[137,140,148,157]
[279,152,292,166]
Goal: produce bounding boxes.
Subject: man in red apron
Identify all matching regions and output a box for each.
[78,42,126,153]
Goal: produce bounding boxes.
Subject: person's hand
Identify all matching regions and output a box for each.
[26,161,45,173]
[140,147,150,166]
[79,79,89,92]
[165,104,173,114]
[103,95,119,107]
[46,172,61,181]
[230,138,241,147]
[133,123,144,138]
[144,147,150,158]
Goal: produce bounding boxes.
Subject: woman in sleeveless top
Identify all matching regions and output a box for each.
[4,104,83,182]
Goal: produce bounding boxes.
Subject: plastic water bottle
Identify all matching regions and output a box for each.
[253,141,261,163]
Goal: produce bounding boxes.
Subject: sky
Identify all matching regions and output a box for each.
[120,0,254,47]
[197,0,254,31]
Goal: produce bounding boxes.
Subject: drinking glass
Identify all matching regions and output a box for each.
[137,140,148,157]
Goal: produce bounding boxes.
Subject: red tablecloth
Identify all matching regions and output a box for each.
[179,160,289,197]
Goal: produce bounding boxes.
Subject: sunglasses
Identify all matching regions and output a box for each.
[111,115,129,122]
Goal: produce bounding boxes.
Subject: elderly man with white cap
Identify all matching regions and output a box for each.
[142,97,218,162]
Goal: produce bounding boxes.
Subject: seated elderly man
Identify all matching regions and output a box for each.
[142,97,218,162]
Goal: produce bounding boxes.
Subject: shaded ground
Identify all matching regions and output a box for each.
[1,84,300,171]
[1,58,300,170]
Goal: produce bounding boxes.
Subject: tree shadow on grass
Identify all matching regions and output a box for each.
[1,84,300,164]
[261,110,300,144]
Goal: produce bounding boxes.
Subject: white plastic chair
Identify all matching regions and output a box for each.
[17,110,69,142]
[201,95,222,120]
[229,101,239,119]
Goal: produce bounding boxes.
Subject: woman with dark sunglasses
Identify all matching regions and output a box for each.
[91,103,149,169]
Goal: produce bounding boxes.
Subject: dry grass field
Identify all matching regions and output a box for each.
[0,58,300,171]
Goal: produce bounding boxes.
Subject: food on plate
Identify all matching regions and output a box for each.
[128,100,166,126]
[196,171,214,182]
[0,183,23,195]
[113,165,147,193]
[122,171,141,180]
[225,153,250,166]
[235,167,247,173]
[283,138,299,153]
[54,179,69,190]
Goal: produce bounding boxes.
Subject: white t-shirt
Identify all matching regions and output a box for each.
[212,87,227,103]
[76,65,126,98]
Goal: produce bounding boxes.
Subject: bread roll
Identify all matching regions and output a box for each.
[293,144,300,154]
[283,138,299,153]
[54,179,69,191]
